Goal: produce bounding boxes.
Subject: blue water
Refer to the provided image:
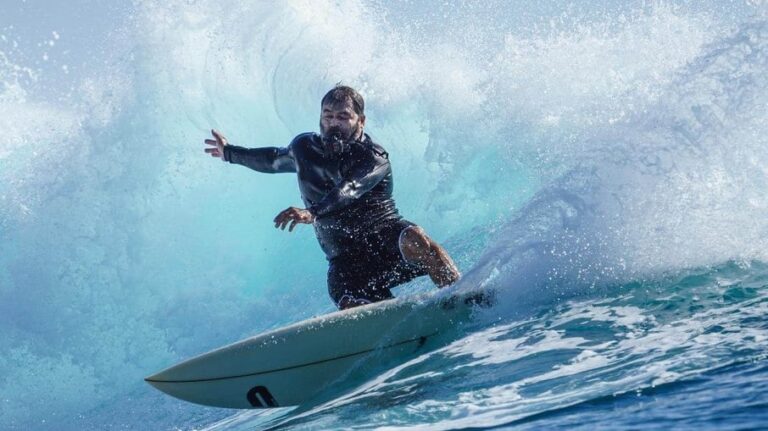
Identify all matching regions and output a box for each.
[1,1,767,430]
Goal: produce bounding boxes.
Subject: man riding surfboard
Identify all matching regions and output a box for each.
[204,85,460,309]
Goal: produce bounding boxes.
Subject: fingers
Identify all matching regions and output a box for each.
[273,207,310,231]
[204,137,223,158]
[211,129,227,145]
[273,208,290,226]
[280,214,296,230]
[204,148,221,158]
[274,213,285,229]
[282,208,298,230]
[274,208,294,229]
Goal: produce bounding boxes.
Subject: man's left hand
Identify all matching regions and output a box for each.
[274,207,315,232]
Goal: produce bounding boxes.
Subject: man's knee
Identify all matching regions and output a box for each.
[399,226,433,262]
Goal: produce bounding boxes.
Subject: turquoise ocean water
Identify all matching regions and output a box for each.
[1,1,767,429]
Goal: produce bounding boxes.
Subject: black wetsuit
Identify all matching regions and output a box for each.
[223,132,427,308]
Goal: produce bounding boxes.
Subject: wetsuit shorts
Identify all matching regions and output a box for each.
[327,219,429,309]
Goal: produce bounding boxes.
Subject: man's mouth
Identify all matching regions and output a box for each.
[323,128,344,142]
[321,128,348,158]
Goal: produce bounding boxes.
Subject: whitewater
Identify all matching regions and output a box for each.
[1,1,767,429]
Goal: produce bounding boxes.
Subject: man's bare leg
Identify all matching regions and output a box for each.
[399,226,461,287]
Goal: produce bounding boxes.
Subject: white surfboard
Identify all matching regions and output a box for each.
[145,288,493,409]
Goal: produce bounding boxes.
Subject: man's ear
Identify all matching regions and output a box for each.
[359,114,366,127]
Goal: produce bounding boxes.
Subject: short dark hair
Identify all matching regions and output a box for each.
[321,84,365,116]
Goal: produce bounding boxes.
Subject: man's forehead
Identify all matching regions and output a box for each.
[322,99,355,113]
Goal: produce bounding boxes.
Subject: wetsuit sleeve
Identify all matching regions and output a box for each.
[308,147,389,218]
[223,145,296,173]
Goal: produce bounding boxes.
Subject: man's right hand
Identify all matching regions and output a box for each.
[204,129,228,161]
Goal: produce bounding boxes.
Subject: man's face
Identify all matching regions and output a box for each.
[319,98,365,142]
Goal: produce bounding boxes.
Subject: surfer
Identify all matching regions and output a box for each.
[204,85,460,309]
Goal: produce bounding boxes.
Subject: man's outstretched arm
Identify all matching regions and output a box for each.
[204,129,296,173]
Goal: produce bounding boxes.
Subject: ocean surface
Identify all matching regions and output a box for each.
[1,1,767,430]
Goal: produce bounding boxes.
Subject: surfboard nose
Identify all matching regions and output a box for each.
[144,372,164,385]
[144,369,267,409]
[144,365,178,384]
[144,353,217,383]
[144,369,177,395]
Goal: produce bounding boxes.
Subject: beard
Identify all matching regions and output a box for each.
[320,121,362,144]
[319,121,363,158]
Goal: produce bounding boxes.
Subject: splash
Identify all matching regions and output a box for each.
[464,15,768,315]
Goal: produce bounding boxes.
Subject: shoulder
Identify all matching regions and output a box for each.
[289,132,320,149]
[359,134,389,160]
